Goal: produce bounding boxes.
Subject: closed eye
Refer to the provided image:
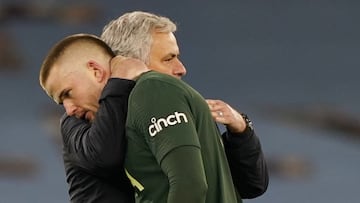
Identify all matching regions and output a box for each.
[164,54,178,62]
[58,89,71,105]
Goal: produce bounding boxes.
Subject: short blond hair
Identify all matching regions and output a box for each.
[39,33,115,88]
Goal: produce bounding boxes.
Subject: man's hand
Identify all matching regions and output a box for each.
[206,99,246,133]
[110,55,150,80]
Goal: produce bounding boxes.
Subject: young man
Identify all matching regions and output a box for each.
[40,34,149,202]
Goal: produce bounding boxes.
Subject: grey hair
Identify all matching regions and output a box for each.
[101,11,177,65]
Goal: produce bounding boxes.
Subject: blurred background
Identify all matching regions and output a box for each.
[1,0,360,202]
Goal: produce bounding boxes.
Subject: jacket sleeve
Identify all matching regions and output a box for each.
[161,146,208,203]
[60,78,135,177]
[222,128,269,199]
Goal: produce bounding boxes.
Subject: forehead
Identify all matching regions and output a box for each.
[43,63,76,102]
[150,32,179,54]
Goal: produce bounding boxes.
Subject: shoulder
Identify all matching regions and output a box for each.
[132,71,189,93]
[136,71,179,84]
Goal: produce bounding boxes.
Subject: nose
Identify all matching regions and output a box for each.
[63,100,77,116]
[173,59,187,77]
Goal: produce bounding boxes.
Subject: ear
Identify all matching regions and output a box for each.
[87,60,107,83]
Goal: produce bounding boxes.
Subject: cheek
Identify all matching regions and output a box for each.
[88,89,101,105]
[79,93,99,112]
[150,63,170,74]
[78,86,100,107]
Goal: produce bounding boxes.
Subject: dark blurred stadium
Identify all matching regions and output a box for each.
[1,1,360,202]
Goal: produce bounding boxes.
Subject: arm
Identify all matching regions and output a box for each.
[222,128,269,199]
[131,76,208,202]
[61,78,135,175]
[61,56,148,176]
[207,99,269,198]
[161,146,208,203]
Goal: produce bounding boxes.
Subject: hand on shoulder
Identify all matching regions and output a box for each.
[110,55,150,80]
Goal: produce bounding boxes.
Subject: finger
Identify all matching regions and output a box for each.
[213,113,227,124]
[210,109,226,118]
[206,99,221,105]
[210,111,217,118]
[211,104,224,112]
[110,55,127,67]
[206,100,221,110]
[206,99,215,104]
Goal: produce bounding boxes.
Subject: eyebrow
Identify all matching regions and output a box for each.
[55,89,67,105]
[58,90,67,104]
[163,53,178,60]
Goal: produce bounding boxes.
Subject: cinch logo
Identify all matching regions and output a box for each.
[148,111,188,137]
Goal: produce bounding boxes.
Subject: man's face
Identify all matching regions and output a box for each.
[148,32,187,79]
[43,62,104,121]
